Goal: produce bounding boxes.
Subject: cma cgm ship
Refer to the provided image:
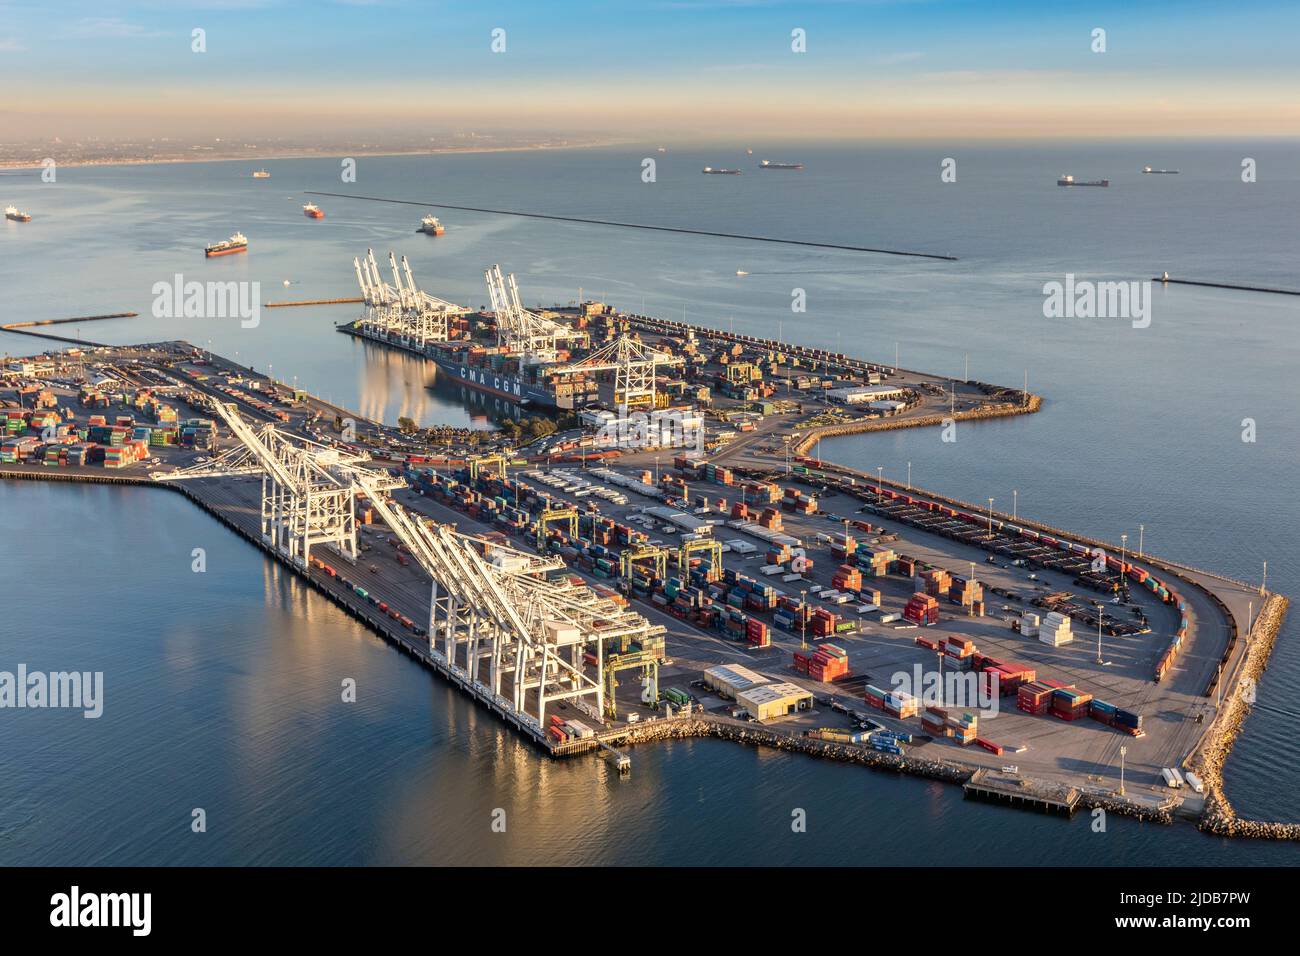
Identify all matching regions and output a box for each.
[426,341,560,406]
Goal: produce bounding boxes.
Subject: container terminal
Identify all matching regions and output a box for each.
[0,304,1285,830]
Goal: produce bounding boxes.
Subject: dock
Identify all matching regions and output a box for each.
[964,769,1080,815]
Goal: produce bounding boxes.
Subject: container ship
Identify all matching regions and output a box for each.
[303,203,325,219]
[1142,166,1180,174]
[1057,175,1109,187]
[251,169,270,179]
[5,205,32,222]
[702,167,742,175]
[760,160,804,170]
[418,215,446,236]
[205,232,248,257]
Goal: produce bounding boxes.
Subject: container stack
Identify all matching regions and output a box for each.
[947,710,978,744]
[746,618,770,648]
[864,685,888,710]
[922,705,949,736]
[758,507,783,531]
[883,689,918,719]
[918,567,952,598]
[1016,680,1055,715]
[855,545,895,576]
[1050,687,1093,721]
[810,606,839,638]
[903,592,940,626]
[950,576,984,607]
[831,563,862,592]
[941,636,976,668]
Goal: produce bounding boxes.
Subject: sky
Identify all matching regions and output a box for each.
[2,0,1299,141]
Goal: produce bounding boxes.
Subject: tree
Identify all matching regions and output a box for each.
[397,416,417,434]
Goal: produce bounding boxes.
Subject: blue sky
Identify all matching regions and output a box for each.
[3,0,1299,138]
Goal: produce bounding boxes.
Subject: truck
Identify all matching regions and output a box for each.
[1184,770,1205,794]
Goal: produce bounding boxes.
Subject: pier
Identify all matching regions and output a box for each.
[964,769,1080,815]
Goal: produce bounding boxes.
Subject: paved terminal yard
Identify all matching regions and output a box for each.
[1,339,1274,815]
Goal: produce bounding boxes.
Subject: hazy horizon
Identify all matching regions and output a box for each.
[3,0,1300,142]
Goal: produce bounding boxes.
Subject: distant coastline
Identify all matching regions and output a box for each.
[0,138,628,172]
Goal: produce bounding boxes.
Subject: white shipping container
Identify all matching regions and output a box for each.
[879,613,901,624]
[759,564,785,576]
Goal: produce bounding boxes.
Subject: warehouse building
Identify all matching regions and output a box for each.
[736,682,815,721]
[825,386,906,405]
[703,663,768,699]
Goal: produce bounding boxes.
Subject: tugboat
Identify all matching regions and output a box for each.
[251,169,270,179]
[205,232,248,257]
[418,215,445,236]
[702,167,742,175]
[303,203,325,219]
[4,205,32,222]
[1142,166,1180,174]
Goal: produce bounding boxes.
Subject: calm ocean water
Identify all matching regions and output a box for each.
[1,143,1298,864]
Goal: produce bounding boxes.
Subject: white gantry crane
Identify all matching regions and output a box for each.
[353,248,471,348]
[483,263,587,362]
[153,402,364,568]
[340,466,665,728]
[548,333,682,410]
[157,404,664,730]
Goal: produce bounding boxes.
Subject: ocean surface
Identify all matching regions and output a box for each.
[2,142,1299,865]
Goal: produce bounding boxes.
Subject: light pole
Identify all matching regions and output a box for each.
[1262,560,1268,596]
[876,466,883,495]
[987,498,994,539]
[906,461,912,490]
[1119,534,1128,602]
[654,455,660,485]
[1119,745,1127,796]
[1013,489,1018,520]
[800,589,808,650]
[1138,524,1144,558]
[1094,601,1105,664]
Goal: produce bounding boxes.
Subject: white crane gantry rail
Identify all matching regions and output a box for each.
[353,248,471,348]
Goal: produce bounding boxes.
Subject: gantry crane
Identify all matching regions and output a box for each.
[535,505,579,551]
[677,533,724,581]
[484,264,587,361]
[619,543,669,585]
[548,333,682,411]
[154,402,367,568]
[353,248,471,347]
[467,453,508,482]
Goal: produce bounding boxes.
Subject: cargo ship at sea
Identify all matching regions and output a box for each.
[702,167,742,175]
[303,203,325,219]
[1057,174,1109,187]
[5,205,32,222]
[205,232,248,257]
[418,215,445,236]
[1142,166,1180,174]
[760,160,804,170]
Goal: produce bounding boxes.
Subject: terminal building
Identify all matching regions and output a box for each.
[824,385,906,405]
[736,682,814,721]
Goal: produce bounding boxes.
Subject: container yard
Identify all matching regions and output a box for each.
[0,334,1284,832]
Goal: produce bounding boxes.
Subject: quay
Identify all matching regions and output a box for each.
[964,769,1079,815]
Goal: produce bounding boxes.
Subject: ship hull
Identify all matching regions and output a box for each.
[305,211,324,219]
[5,214,32,222]
[205,246,247,257]
[430,355,555,407]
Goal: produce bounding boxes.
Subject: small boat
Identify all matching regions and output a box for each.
[252,169,270,179]
[1142,166,1179,174]
[702,167,742,175]
[735,270,749,276]
[303,203,324,219]
[760,160,804,170]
